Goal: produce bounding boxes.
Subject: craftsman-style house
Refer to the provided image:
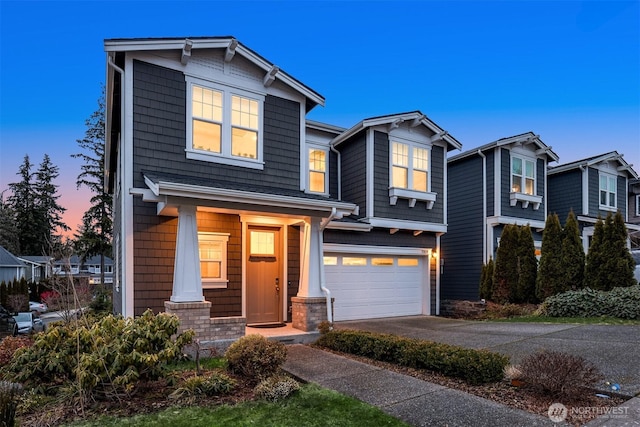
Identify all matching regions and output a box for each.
[104,37,461,340]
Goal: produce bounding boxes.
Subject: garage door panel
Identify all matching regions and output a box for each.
[325,252,426,321]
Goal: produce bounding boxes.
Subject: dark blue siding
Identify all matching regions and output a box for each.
[339,132,367,213]
[132,60,302,191]
[441,155,484,301]
[587,167,600,217]
[617,176,627,215]
[548,169,582,224]
[486,150,495,216]
[324,228,436,248]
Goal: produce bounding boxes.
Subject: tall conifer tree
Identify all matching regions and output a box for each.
[536,213,563,300]
[560,210,585,291]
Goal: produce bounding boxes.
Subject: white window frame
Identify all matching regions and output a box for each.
[186,76,265,170]
[636,195,640,217]
[307,145,329,195]
[599,172,617,211]
[388,138,436,209]
[509,153,542,210]
[198,232,230,289]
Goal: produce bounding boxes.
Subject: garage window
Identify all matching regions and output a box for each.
[372,258,394,266]
[398,258,419,267]
[323,256,338,265]
[343,257,367,266]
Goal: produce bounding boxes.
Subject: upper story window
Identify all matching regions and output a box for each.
[636,195,640,217]
[511,156,535,195]
[186,77,264,170]
[308,148,327,194]
[391,141,430,192]
[389,140,436,209]
[599,173,617,209]
[198,232,229,288]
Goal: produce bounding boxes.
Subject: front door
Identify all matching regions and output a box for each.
[246,226,282,325]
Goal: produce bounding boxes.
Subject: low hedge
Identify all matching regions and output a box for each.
[315,329,508,385]
[541,285,640,319]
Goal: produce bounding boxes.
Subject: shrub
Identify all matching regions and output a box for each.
[254,375,300,402]
[169,372,236,400]
[225,335,287,381]
[1,309,194,398]
[0,336,33,366]
[315,330,508,385]
[0,381,22,427]
[518,350,603,398]
[541,285,640,319]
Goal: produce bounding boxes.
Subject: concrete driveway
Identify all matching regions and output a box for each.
[335,316,640,397]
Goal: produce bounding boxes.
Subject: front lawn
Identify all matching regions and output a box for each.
[64,383,409,427]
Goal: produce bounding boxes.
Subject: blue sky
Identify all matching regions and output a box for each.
[1,0,639,236]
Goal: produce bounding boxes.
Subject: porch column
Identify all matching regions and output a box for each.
[297,217,323,298]
[170,205,204,302]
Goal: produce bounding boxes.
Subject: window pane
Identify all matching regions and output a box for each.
[192,86,222,122]
[372,258,393,266]
[231,95,258,130]
[512,176,522,193]
[200,261,221,279]
[609,192,616,207]
[413,170,427,192]
[343,257,367,266]
[193,119,221,152]
[323,256,337,265]
[231,128,257,158]
[392,142,408,166]
[600,175,607,190]
[512,157,522,175]
[309,171,325,193]
[250,231,275,255]
[392,166,408,188]
[609,177,616,192]
[309,149,326,171]
[398,258,419,267]
[525,160,534,178]
[525,178,534,195]
[600,190,607,205]
[413,147,428,170]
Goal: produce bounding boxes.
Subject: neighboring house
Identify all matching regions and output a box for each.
[0,246,26,283]
[17,256,52,283]
[548,152,640,252]
[441,133,559,302]
[104,36,461,339]
[53,255,114,285]
[629,178,640,249]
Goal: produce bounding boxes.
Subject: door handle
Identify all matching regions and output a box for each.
[275,277,280,292]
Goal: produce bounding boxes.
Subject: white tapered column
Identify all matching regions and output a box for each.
[297,217,323,298]
[171,205,204,302]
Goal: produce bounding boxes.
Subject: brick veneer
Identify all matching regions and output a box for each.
[291,297,330,331]
[164,301,246,341]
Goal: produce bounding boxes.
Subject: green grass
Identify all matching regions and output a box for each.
[493,315,640,325]
[62,383,409,427]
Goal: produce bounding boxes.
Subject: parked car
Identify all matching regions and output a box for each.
[13,312,45,335]
[29,301,48,314]
[0,305,18,337]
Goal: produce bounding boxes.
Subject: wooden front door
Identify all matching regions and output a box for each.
[246,226,282,325]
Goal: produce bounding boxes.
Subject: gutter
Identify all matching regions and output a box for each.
[319,207,337,325]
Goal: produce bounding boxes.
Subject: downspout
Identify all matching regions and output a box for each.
[319,207,337,324]
[330,144,342,201]
[478,150,487,264]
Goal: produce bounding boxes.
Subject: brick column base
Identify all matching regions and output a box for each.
[291,296,329,332]
[164,301,246,342]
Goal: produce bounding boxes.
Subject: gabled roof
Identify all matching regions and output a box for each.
[331,111,463,151]
[104,36,324,110]
[548,151,638,179]
[0,246,25,268]
[448,131,559,163]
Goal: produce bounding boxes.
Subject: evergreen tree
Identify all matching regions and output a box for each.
[7,155,39,254]
[536,213,563,300]
[479,257,494,301]
[34,153,69,251]
[516,225,538,303]
[72,89,112,287]
[585,217,606,290]
[0,193,19,254]
[493,224,519,303]
[560,210,585,291]
[601,211,636,289]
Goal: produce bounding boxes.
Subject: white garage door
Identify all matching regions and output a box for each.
[324,253,427,321]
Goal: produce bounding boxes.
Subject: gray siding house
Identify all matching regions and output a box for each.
[441,133,559,301]
[548,152,640,252]
[104,37,461,339]
[0,246,26,283]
